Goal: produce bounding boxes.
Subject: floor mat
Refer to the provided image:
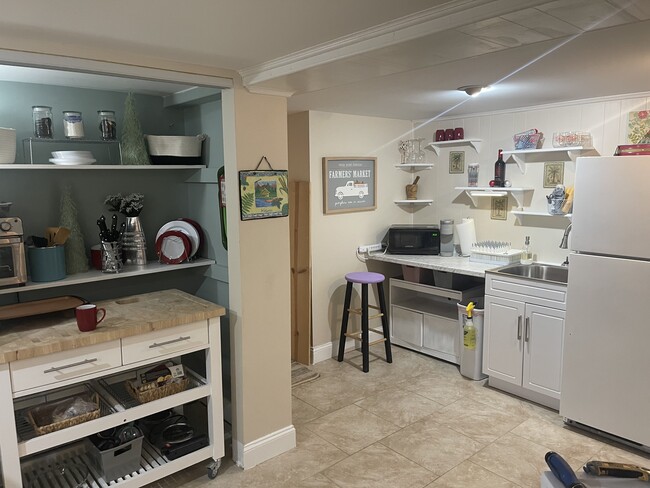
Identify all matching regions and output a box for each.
[291,361,320,387]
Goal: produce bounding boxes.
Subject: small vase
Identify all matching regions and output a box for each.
[121,216,147,266]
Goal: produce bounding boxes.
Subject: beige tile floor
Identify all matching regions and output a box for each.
[147,346,650,488]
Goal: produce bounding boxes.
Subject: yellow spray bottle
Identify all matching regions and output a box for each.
[464,302,477,350]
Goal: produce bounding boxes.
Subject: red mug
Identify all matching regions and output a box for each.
[435,129,445,142]
[76,304,106,332]
[454,127,464,140]
[90,244,102,270]
[444,128,455,141]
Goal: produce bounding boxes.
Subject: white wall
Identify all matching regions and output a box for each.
[308,111,413,356]
[413,93,649,264]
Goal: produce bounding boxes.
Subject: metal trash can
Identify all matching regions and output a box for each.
[457,297,487,380]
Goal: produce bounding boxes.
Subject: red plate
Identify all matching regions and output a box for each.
[178,217,204,256]
[156,230,191,264]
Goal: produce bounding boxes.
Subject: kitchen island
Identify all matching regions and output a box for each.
[0,289,226,487]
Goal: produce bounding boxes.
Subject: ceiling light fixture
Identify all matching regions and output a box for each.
[458,85,488,97]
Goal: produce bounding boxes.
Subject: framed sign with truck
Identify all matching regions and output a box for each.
[322,157,377,214]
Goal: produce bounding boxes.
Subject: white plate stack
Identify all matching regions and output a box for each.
[50,150,96,165]
[0,128,16,164]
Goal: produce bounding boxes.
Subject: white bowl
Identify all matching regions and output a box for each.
[0,128,16,164]
[51,150,94,159]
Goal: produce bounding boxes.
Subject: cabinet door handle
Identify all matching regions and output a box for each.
[43,357,98,374]
[148,336,191,348]
[525,317,530,342]
[517,316,522,340]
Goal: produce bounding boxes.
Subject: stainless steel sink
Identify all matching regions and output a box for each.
[493,263,568,284]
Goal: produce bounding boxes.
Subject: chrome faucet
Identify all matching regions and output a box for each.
[559,223,572,249]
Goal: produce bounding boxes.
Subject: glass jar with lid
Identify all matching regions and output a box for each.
[62,111,85,139]
[97,110,117,140]
[32,106,53,138]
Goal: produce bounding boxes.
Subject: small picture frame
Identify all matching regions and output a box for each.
[543,162,564,188]
[491,196,508,220]
[449,151,465,174]
[239,170,289,220]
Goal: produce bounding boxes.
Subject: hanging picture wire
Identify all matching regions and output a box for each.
[239,156,289,220]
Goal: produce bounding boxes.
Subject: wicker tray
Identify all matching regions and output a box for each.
[126,378,189,404]
[27,392,100,436]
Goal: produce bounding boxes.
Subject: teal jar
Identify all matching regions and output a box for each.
[27,245,66,282]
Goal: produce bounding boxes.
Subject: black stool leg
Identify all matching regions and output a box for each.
[361,283,369,373]
[377,281,392,363]
[337,281,353,362]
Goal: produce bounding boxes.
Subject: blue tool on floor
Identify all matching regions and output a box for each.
[545,451,587,488]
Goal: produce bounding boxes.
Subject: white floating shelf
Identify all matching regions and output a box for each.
[394,199,433,206]
[502,147,600,173]
[455,186,533,208]
[511,210,572,224]
[0,258,215,296]
[393,163,434,171]
[424,139,483,156]
[0,164,205,170]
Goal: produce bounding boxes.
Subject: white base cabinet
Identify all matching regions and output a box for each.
[0,318,224,487]
[483,272,567,409]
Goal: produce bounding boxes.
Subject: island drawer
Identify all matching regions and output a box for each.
[10,341,122,393]
[121,320,209,365]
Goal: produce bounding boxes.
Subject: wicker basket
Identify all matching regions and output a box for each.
[126,377,189,404]
[27,392,100,436]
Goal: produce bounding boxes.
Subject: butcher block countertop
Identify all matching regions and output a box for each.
[0,289,225,364]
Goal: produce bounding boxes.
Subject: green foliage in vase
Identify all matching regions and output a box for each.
[104,193,144,216]
[121,93,151,165]
[59,185,89,274]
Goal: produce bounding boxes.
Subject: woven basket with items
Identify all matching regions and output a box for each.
[27,392,100,436]
[126,361,189,404]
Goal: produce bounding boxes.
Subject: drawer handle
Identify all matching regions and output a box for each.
[148,336,191,348]
[43,357,98,374]
[525,317,530,342]
[517,316,522,340]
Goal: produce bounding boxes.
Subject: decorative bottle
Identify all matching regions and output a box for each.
[494,149,505,187]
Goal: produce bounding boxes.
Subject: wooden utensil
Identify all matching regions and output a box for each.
[0,296,86,320]
[46,227,71,246]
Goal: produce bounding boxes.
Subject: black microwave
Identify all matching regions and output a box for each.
[387,225,440,255]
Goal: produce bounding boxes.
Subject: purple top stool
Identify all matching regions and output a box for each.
[338,271,392,372]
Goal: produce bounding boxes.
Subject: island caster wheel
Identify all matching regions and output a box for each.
[207,458,222,479]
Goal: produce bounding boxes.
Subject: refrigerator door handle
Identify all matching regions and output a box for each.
[517,316,522,340]
[525,317,530,342]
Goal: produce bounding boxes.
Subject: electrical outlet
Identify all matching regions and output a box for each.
[358,243,383,253]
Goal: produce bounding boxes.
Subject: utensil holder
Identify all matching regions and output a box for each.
[101,241,123,273]
[27,245,66,282]
[547,198,567,215]
[405,184,418,200]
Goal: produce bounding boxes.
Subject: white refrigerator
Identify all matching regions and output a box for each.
[561,155,650,450]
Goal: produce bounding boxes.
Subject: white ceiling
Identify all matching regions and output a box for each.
[1,0,649,120]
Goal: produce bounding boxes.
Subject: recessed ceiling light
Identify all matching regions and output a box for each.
[458,85,488,97]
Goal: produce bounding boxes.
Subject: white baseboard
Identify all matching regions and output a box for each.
[312,339,357,364]
[235,425,296,470]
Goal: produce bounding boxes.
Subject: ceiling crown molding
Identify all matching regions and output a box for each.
[239,0,548,87]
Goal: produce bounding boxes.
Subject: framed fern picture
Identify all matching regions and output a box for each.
[239,170,289,220]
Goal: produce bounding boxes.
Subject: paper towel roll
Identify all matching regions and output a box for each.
[456,218,476,257]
